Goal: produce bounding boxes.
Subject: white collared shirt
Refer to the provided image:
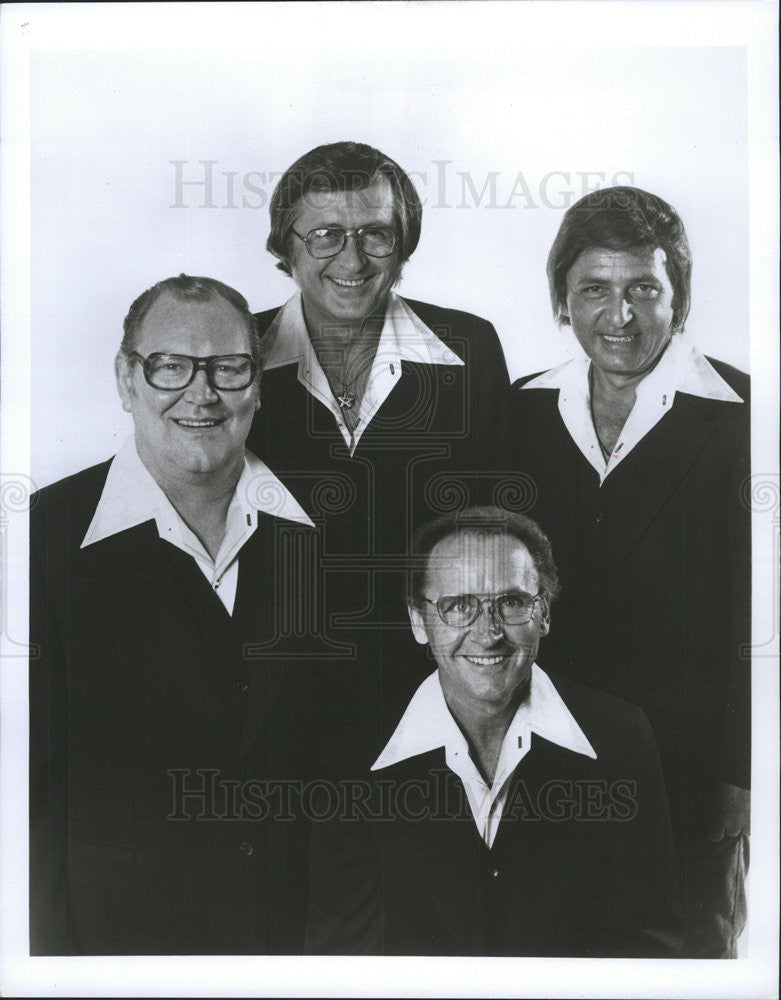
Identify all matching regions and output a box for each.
[521,334,743,484]
[262,292,464,454]
[81,436,313,614]
[372,664,596,849]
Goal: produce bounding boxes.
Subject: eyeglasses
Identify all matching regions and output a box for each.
[291,226,397,259]
[129,352,257,391]
[420,592,546,629]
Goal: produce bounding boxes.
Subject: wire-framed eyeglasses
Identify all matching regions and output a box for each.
[129,352,257,391]
[291,226,397,259]
[420,592,546,629]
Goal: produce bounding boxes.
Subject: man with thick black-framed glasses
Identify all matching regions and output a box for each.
[29,274,332,955]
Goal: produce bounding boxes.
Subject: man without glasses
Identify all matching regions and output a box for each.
[509,186,750,957]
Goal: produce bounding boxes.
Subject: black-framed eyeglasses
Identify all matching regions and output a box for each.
[129,352,257,391]
[291,226,397,259]
[420,592,546,629]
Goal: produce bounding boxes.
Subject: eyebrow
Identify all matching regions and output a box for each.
[573,272,662,285]
[309,220,392,229]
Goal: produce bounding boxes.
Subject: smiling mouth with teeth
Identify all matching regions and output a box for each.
[329,277,369,287]
[175,419,221,428]
[602,333,637,343]
[464,654,507,666]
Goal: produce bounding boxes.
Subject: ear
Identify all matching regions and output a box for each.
[115,353,136,414]
[407,602,429,646]
[538,598,551,638]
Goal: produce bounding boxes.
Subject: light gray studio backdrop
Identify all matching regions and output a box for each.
[1,2,778,998]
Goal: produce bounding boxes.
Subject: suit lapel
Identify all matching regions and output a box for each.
[599,394,722,563]
[490,737,597,951]
[385,739,597,954]
[384,754,486,951]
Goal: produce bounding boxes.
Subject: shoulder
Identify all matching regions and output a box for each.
[402,298,498,338]
[31,460,112,536]
[545,672,656,755]
[32,460,112,508]
[402,299,508,381]
[705,356,750,404]
[508,370,564,422]
[512,370,549,391]
[253,304,285,336]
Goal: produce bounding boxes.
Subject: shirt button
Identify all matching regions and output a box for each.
[239,841,254,856]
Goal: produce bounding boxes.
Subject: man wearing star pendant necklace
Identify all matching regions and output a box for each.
[249,141,511,702]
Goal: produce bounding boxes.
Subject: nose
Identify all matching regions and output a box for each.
[334,232,367,272]
[469,601,505,642]
[608,291,633,328]
[183,369,219,405]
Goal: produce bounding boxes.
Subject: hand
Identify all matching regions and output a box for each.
[706,781,750,842]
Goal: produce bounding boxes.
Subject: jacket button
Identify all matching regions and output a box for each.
[235,681,249,694]
[489,867,500,879]
[595,512,605,524]
[239,841,254,856]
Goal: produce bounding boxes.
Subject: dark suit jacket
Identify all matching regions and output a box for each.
[305,675,682,957]
[29,460,340,955]
[505,359,751,842]
[248,299,511,656]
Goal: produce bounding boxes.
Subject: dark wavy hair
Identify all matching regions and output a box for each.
[408,505,561,608]
[120,274,263,367]
[547,186,692,333]
[266,141,423,277]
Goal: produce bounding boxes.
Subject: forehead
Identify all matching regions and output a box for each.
[425,531,540,594]
[293,175,395,230]
[567,246,671,285]
[135,293,252,355]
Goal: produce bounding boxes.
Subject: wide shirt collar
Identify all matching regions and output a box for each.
[81,432,312,550]
[262,291,463,454]
[521,333,743,484]
[372,664,596,847]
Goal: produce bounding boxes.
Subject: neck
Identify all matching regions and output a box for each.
[139,447,244,559]
[301,297,386,350]
[589,363,645,404]
[443,684,528,785]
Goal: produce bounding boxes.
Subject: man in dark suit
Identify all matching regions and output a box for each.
[507,186,750,957]
[29,275,328,954]
[305,507,682,957]
[247,142,512,700]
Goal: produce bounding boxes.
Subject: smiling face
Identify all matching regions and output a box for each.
[409,531,549,723]
[288,175,402,336]
[564,246,676,385]
[116,292,260,493]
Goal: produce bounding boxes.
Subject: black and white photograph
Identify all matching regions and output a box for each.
[1,2,778,997]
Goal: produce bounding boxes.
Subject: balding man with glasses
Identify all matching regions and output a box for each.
[29,274,335,955]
